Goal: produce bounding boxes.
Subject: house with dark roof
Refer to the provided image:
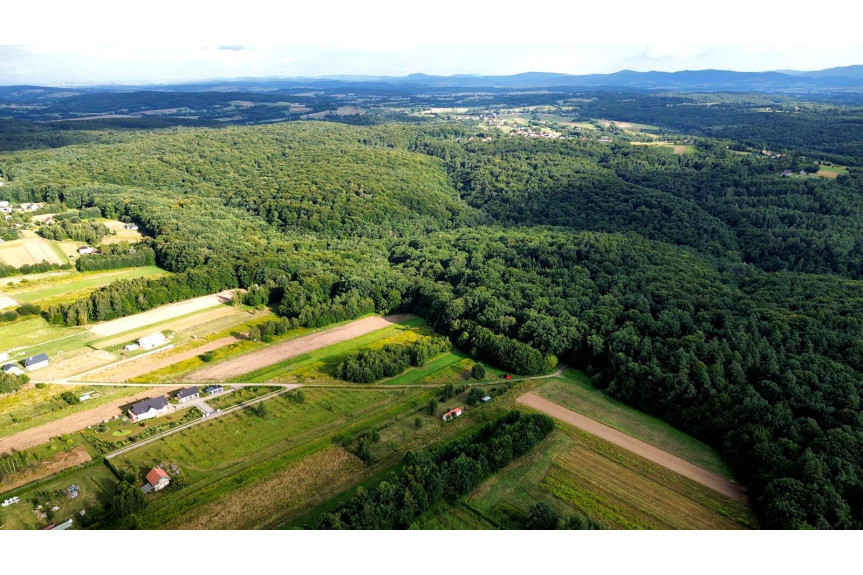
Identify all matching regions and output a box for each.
[128,396,169,422]
[23,353,49,371]
[145,467,171,492]
[203,385,223,395]
[2,363,22,375]
[176,386,199,403]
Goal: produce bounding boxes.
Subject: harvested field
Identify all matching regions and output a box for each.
[166,447,364,529]
[88,290,235,337]
[31,349,117,381]
[0,445,91,492]
[185,314,414,382]
[673,145,690,155]
[517,392,747,503]
[91,304,240,350]
[0,386,177,453]
[0,239,66,268]
[86,335,241,382]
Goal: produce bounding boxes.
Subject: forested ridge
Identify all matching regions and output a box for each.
[1,117,862,529]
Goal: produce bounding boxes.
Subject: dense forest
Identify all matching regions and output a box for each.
[1,109,861,529]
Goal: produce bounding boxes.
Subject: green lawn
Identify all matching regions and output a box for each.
[8,266,167,305]
[205,386,280,410]
[535,369,735,479]
[0,317,88,358]
[0,462,116,530]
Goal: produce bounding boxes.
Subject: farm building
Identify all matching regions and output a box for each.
[2,363,22,375]
[128,396,169,422]
[78,246,95,255]
[145,467,171,492]
[123,223,139,230]
[0,200,7,207]
[442,407,463,421]
[176,386,200,403]
[23,353,49,371]
[124,343,140,352]
[204,385,224,395]
[138,332,167,350]
[481,396,492,403]
[50,519,74,531]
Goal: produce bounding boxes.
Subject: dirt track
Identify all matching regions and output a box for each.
[0,387,179,454]
[185,314,415,382]
[88,290,235,337]
[516,392,747,503]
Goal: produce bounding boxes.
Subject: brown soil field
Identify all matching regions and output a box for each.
[814,171,839,178]
[88,290,235,337]
[0,387,177,454]
[0,446,91,492]
[33,349,117,381]
[185,314,414,382]
[516,392,747,503]
[86,335,241,382]
[672,145,689,155]
[0,240,65,268]
[166,447,364,529]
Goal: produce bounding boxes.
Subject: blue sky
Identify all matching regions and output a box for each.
[1,45,860,86]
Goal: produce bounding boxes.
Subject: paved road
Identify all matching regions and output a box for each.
[516,392,748,503]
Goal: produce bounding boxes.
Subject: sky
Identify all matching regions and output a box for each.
[0,0,859,86]
[1,45,862,86]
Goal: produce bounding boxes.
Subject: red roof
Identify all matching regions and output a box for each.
[146,467,169,486]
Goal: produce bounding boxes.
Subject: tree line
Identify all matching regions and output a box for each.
[335,336,450,383]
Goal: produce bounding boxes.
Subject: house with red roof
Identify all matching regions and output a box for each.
[145,467,171,492]
[442,407,463,422]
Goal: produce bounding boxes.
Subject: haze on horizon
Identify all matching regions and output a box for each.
[1,46,861,87]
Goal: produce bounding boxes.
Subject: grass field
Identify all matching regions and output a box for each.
[0,462,116,530]
[112,386,438,528]
[534,369,735,479]
[205,386,280,410]
[4,266,166,306]
[418,424,755,530]
[0,317,89,357]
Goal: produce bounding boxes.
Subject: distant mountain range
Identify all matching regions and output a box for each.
[1,66,862,98]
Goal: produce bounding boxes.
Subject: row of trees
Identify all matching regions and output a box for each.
[334,337,450,383]
[313,411,554,529]
[75,245,156,272]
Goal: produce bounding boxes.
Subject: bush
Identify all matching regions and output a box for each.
[471,363,487,379]
[199,351,215,362]
[524,502,560,530]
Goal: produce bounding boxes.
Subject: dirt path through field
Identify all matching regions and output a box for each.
[0,387,178,454]
[516,392,747,502]
[88,290,235,337]
[185,314,415,382]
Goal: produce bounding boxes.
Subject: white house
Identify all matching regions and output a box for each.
[138,332,167,350]
[1,363,22,375]
[145,467,171,492]
[128,396,169,422]
[23,353,49,371]
[123,223,139,231]
[78,246,95,255]
[176,386,199,403]
[124,343,140,352]
[442,407,463,421]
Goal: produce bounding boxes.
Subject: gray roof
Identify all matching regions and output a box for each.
[176,386,199,400]
[23,353,48,367]
[2,363,19,372]
[129,396,168,416]
[204,385,223,393]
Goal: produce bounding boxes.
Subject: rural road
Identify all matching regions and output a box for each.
[516,392,748,503]
[184,313,415,382]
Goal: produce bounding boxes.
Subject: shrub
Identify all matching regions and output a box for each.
[471,363,487,379]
